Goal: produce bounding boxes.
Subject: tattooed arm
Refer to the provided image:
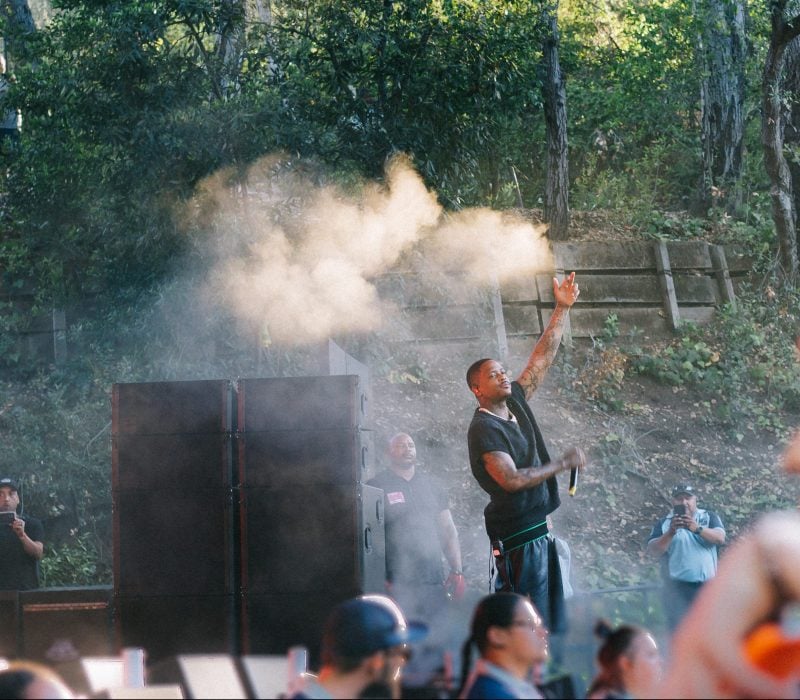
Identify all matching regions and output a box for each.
[515,272,580,401]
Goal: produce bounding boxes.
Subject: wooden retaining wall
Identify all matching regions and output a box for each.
[5,241,754,365]
[376,241,753,350]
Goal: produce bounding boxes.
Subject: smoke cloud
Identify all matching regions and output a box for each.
[185,154,552,346]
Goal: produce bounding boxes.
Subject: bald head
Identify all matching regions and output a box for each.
[388,433,416,476]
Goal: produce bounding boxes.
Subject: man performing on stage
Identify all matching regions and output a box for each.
[466,271,587,639]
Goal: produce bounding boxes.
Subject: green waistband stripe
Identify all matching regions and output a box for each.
[505,531,549,553]
[505,520,548,541]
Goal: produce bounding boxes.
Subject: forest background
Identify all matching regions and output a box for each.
[1,0,800,638]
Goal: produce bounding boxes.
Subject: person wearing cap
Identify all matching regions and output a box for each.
[0,477,44,590]
[288,594,428,700]
[645,483,725,632]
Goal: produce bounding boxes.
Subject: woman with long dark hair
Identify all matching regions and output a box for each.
[458,592,549,699]
[586,619,662,699]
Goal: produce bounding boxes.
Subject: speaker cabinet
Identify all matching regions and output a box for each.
[19,587,114,660]
[240,483,384,596]
[0,591,18,658]
[113,488,234,597]
[242,592,340,660]
[114,595,237,665]
[112,380,232,437]
[240,484,385,656]
[237,375,374,486]
[323,339,373,425]
[238,428,374,487]
[111,375,380,662]
[113,433,233,491]
[112,380,237,659]
[237,375,367,432]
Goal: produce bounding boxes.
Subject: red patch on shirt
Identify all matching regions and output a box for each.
[387,491,405,505]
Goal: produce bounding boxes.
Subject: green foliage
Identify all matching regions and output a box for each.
[628,284,800,436]
[40,531,111,587]
[634,326,721,387]
[268,0,548,207]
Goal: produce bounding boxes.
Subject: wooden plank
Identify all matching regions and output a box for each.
[489,283,509,362]
[502,303,543,336]
[500,275,540,303]
[654,242,681,330]
[397,305,490,340]
[553,267,572,347]
[723,243,757,273]
[535,272,715,305]
[679,306,717,325]
[665,241,712,269]
[0,306,53,332]
[541,307,673,339]
[553,241,655,270]
[375,272,482,306]
[535,273,664,304]
[52,309,67,365]
[673,274,718,304]
[710,244,737,310]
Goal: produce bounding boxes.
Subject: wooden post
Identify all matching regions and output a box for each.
[489,281,509,363]
[52,309,67,364]
[710,244,737,311]
[654,242,681,331]
[553,266,573,347]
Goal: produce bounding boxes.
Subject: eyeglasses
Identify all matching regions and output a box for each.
[510,618,545,632]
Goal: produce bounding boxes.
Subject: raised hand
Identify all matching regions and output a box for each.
[552,271,580,308]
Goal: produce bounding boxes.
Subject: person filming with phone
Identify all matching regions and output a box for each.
[646,483,725,633]
[0,477,44,590]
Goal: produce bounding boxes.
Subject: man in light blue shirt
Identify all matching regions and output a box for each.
[646,483,726,631]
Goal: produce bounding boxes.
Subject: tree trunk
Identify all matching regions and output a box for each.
[784,38,800,235]
[540,1,569,241]
[215,0,247,99]
[693,0,747,215]
[762,4,800,282]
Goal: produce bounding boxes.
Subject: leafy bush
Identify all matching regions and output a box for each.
[624,283,800,436]
[39,531,111,587]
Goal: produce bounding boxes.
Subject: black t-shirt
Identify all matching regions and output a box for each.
[367,469,449,585]
[468,381,559,541]
[0,513,43,590]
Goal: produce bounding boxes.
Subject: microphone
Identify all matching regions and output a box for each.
[569,467,578,496]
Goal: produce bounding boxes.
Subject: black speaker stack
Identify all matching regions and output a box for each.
[111,370,384,664]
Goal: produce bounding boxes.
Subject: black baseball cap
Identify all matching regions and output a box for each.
[0,478,19,492]
[322,594,428,659]
[672,483,696,497]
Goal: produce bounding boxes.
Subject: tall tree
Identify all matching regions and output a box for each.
[540,0,569,240]
[762,0,800,282]
[693,0,747,215]
[783,37,800,238]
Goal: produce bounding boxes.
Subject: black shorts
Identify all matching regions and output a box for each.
[494,535,567,634]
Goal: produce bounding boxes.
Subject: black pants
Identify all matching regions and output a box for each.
[494,535,567,635]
